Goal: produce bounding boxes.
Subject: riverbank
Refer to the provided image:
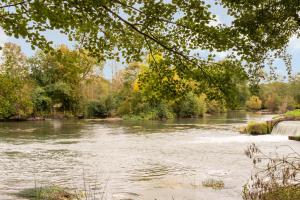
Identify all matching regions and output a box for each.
[0,112,222,122]
[0,116,124,122]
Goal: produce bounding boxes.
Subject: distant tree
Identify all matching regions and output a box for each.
[264,94,280,112]
[246,96,262,111]
[175,92,207,118]
[0,43,33,119]
[290,75,300,105]
[277,96,296,113]
[0,42,27,76]
[29,45,102,114]
[206,99,227,114]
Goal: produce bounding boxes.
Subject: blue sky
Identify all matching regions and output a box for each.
[0,2,299,79]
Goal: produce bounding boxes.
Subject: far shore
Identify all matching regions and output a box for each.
[0,116,124,122]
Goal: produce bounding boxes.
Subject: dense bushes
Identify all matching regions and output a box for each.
[85,95,118,118]
[246,96,262,111]
[257,186,300,200]
[174,93,207,118]
[119,101,174,120]
[206,99,227,113]
[85,101,108,118]
[242,121,269,135]
[284,109,300,118]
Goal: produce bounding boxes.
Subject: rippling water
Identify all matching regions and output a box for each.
[0,112,299,200]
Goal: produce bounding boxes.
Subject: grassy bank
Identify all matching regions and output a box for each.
[284,109,300,118]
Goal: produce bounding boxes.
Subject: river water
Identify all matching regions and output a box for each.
[0,112,299,200]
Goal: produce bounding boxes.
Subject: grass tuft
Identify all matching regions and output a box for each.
[17,186,80,200]
[202,178,224,190]
[241,121,269,135]
[284,109,300,118]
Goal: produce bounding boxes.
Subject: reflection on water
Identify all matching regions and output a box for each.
[0,111,299,200]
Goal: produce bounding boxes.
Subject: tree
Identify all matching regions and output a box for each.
[222,0,300,53]
[290,75,300,105]
[0,0,284,99]
[246,96,262,111]
[175,92,207,118]
[137,54,192,104]
[0,74,20,118]
[191,59,249,108]
[258,81,297,112]
[0,42,27,76]
[29,45,102,114]
[0,43,33,119]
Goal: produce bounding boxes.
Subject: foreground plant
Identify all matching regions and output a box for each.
[243,144,300,200]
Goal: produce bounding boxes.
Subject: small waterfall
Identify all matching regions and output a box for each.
[271,121,300,136]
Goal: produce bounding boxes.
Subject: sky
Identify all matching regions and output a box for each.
[0,2,299,79]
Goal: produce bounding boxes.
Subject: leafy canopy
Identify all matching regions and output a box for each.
[0,0,297,95]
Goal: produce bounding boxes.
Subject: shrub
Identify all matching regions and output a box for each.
[32,87,52,113]
[175,92,207,118]
[151,102,174,120]
[121,101,174,120]
[85,100,108,118]
[243,144,300,200]
[246,96,262,111]
[207,99,227,114]
[103,94,118,116]
[264,93,280,112]
[85,94,119,118]
[284,109,300,118]
[122,114,145,121]
[259,186,300,200]
[244,121,269,135]
[279,96,296,113]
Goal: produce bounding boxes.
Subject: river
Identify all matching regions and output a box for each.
[0,112,299,200]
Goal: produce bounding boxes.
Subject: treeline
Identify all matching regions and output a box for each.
[0,43,107,119]
[0,43,299,120]
[81,54,248,120]
[246,79,300,113]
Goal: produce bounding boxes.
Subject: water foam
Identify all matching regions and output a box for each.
[191,135,288,144]
[271,121,300,136]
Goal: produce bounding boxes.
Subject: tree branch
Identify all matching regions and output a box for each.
[0,1,27,9]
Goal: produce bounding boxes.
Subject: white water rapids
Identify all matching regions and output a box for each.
[271,121,300,136]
